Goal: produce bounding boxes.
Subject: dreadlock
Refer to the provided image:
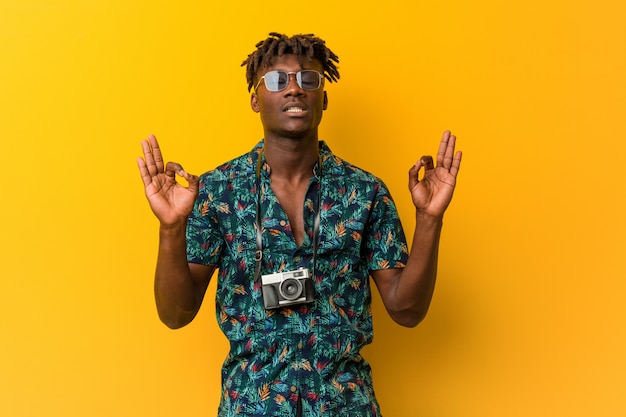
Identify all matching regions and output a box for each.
[241,32,340,92]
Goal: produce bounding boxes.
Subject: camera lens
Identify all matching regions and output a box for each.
[279,278,303,301]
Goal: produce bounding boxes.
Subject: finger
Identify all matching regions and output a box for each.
[141,138,159,177]
[442,133,457,170]
[420,155,434,171]
[449,150,462,178]
[166,162,199,193]
[436,130,451,167]
[148,134,165,173]
[165,161,185,179]
[137,157,154,188]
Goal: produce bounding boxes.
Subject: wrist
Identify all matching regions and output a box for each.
[414,210,443,227]
[415,209,443,224]
[159,219,187,235]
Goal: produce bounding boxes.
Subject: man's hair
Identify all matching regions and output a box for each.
[241,32,340,92]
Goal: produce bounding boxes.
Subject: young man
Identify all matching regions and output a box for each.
[138,32,462,417]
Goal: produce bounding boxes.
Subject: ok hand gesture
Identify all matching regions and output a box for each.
[408,131,462,220]
[137,135,199,226]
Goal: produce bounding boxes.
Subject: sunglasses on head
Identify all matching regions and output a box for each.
[255,70,324,92]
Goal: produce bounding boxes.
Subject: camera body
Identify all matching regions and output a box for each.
[261,268,315,309]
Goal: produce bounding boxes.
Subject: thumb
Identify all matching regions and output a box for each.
[166,161,199,194]
[182,171,200,195]
[408,160,423,190]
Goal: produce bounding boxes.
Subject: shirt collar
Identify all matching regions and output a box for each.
[253,139,334,179]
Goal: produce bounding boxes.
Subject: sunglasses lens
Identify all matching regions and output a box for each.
[263,71,288,92]
[260,70,322,92]
[298,70,321,90]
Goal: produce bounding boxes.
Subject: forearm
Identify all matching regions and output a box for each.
[387,212,443,326]
[154,221,199,328]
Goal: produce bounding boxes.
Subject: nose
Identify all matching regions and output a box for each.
[283,72,304,95]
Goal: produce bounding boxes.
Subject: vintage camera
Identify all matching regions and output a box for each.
[261,268,315,309]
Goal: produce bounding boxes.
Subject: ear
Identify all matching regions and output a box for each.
[251,93,261,113]
[323,91,328,110]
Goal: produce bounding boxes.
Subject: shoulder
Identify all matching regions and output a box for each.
[320,141,383,186]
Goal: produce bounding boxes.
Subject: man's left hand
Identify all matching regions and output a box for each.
[408,130,463,220]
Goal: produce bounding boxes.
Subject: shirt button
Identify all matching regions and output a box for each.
[279,220,287,227]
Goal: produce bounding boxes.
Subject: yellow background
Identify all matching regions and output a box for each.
[1,1,625,416]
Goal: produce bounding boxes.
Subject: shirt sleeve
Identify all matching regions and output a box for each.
[364,179,409,271]
[186,174,223,266]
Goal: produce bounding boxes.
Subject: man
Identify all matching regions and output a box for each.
[138,32,462,416]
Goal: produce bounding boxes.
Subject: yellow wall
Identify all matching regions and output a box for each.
[1,1,625,416]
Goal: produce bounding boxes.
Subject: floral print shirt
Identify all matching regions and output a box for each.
[186,140,409,416]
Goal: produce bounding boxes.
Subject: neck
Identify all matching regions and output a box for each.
[263,135,320,182]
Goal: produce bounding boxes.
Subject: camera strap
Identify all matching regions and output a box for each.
[254,147,322,282]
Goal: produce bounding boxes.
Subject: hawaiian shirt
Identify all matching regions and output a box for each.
[186,140,409,417]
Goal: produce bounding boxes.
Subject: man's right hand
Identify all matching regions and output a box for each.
[137,134,199,226]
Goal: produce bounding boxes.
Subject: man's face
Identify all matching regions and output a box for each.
[251,54,327,140]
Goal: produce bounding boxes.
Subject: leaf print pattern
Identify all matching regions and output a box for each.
[186,140,409,416]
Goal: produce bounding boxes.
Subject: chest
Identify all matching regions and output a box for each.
[269,180,308,247]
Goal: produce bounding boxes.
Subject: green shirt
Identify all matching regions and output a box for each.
[187,140,409,416]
